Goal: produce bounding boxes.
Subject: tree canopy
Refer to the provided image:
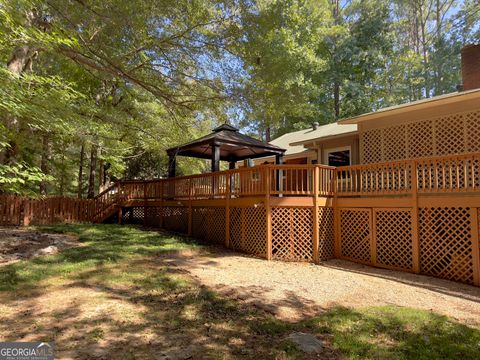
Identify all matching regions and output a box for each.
[1,0,479,196]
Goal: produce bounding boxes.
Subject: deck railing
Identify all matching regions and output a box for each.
[111,164,337,202]
[336,152,480,196]
[103,152,480,204]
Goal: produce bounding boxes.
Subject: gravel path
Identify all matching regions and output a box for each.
[161,250,480,323]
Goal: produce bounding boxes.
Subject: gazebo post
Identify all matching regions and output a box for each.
[275,154,284,195]
[211,144,220,197]
[168,153,176,178]
[211,144,220,172]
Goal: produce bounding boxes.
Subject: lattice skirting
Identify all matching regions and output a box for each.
[419,207,478,285]
[229,206,267,258]
[339,208,372,264]
[272,207,313,261]
[192,207,225,245]
[162,206,189,234]
[339,206,480,285]
[121,207,145,224]
[144,206,162,227]
[319,207,335,260]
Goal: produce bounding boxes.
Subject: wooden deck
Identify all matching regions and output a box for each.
[1,152,480,286]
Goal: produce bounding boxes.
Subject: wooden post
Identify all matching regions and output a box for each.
[160,181,164,229]
[168,153,176,178]
[333,169,341,258]
[50,198,55,224]
[411,160,420,273]
[143,181,147,226]
[312,166,320,263]
[211,144,220,173]
[23,199,30,226]
[470,208,480,286]
[225,172,231,248]
[188,178,193,236]
[265,166,272,260]
[118,207,122,225]
[371,208,377,266]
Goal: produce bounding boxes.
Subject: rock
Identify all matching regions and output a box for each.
[155,346,195,360]
[287,332,323,353]
[81,346,107,359]
[33,245,58,257]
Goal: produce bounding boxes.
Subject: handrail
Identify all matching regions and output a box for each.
[91,152,480,207]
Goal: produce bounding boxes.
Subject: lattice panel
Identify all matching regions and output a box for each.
[272,207,313,261]
[191,207,225,244]
[435,114,465,156]
[229,207,242,250]
[407,119,434,159]
[244,207,267,257]
[318,207,335,260]
[466,110,480,152]
[419,207,475,285]
[163,206,188,234]
[361,128,382,164]
[339,209,371,263]
[145,207,162,227]
[122,207,144,224]
[362,110,480,163]
[209,207,226,244]
[383,124,406,161]
[192,207,208,240]
[374,209,413,271]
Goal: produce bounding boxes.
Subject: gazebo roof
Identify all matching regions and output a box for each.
[166,124,286,161]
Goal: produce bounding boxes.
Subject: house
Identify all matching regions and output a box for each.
[258,122,358,166]
[261,43,480,167]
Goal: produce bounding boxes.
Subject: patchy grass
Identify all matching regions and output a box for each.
[0,224,479,359]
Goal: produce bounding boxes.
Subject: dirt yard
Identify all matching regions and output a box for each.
[1,225,479,359]
[0,227,79,266]
[164,249,480,324]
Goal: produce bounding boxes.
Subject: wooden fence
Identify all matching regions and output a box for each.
[0,152,479,286]
[0,196,94,226]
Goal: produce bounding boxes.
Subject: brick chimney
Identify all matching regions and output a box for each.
[461,44,480,91]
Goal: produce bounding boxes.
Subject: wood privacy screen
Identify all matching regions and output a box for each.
[1,155,479,286]
[360,109,480,163]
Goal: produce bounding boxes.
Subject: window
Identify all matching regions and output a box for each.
[324,146,351,167]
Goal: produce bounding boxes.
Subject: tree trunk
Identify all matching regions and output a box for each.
[265,125,271,143]
[99,158,105,192]
[334,81,340,119]
[1,10,45,165]
[39,134,50,195]
[78,143,85,198]
[87,145,97,198]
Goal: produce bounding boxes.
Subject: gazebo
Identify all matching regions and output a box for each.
[166,124,286,177]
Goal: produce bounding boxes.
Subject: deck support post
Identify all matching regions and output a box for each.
[265,166,272,260]
[118,207,122,225]
[411,160,420,274]
[470,209,480,286]
[225,172,231,248]
[312,166,320,263]
[333,171,341,258]
[188,178,193,236]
